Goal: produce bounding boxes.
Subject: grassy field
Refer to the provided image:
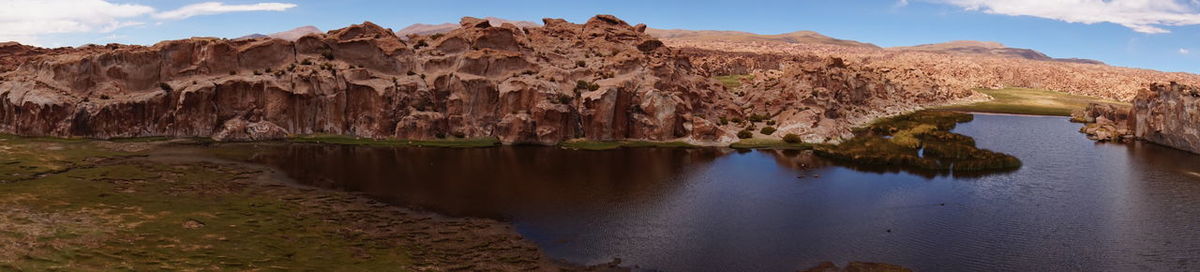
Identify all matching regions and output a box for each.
[714,74,754,89]
[939,88,1129,116]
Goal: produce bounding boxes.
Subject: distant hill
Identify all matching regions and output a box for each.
[237,26,322,41]
[890,41,1104,65]
[646,29,880,49]
[395,17,540,37]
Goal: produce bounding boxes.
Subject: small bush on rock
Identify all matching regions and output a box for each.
[737,130,753,139]
[783,134,803,143]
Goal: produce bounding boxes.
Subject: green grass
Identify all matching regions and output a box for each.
[559,139,696,150]
[289,134,500,148]
[714,74,754,89]
[729,138,814,150]
[0,136,418,270]
[938,87,1129,116]
[815,110,1022,172]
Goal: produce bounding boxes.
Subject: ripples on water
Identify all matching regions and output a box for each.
[201,114,1200,271]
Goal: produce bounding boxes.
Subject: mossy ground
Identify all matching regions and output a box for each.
[939,87,1128,116]
[289,134,500,148]
[714,74,754,89]
[559,139,697,150]
[729,139,814,150]
[0,134,567,271]
[815,111,1022,172]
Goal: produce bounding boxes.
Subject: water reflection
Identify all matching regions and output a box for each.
[220,145,727,218]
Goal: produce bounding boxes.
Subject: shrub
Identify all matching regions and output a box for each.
[718,117,728,125]
[748,113,769,123]
[300,59,313,65]
[253,70,263,75]
[783,133,803,144]
[430,33,444,40]
[576,60,586,68]
[556,94,573,104]
[158,83,173,92]
[737,130,754,139]
[765,120,776,126]
[574,80,599,92]
[228,70,237,75]
[321,50,335,60]
[760,126,777,135]
[415,40,429,49]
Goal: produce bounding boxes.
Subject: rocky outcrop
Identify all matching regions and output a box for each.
[1073,103,1134,141]
[733,56,981,143]
[1074,103,1134,142]
[1133,82,1200,153]
[0,15,739,144]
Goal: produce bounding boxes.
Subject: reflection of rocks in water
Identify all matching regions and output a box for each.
[760,146,1017,179]
[759,149,833,171]
[801,261,912,272]
[229,144,726,218]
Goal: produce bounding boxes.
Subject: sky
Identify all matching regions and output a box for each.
[2,0,1198,73]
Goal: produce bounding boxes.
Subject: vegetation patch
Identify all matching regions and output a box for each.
[939,87,1128,116]
[815,111,1022,172]
[729,138,813,150]
[559,139,696,151]
[714,74,754,89]
[289,134,500,148]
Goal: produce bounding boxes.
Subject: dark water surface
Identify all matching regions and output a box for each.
[202,114,1200,271]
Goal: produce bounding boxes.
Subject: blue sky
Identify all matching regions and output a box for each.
[4,0,1199,73]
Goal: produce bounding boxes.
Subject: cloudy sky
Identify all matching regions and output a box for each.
[1,0,1198,73]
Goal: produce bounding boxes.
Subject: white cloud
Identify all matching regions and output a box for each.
[0,1,296,46]
[928,0,1200,33]
[1181,48,1191,54]
[0,0,154,45]
[896,0,910,7]
[153,2,297,20]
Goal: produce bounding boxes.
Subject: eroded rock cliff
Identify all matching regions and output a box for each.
[0,15,739,144]
[1133,82,1200,153]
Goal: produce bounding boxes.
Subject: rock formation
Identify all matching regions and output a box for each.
[666,39,1200,102]
[1133,82,1200,153]
[0,15,739,144]
[734,56,981,143]
[1073,103,1134,142]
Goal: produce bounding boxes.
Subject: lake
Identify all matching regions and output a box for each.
[194,113,1200,271]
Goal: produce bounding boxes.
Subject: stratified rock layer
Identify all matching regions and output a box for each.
[0,15,738,144]
[1133,82,1200,153]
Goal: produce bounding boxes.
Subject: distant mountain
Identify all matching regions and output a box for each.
[890,41,1104,65]
[395,17,540,37]
[646,29,880,49]
[237,26,322,41]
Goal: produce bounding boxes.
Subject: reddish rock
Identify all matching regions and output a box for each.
[0,15,739,144]
[1133,82,1200,153]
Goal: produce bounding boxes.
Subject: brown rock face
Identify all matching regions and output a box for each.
[1133,82,1200,153]
[0,15,738,144]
